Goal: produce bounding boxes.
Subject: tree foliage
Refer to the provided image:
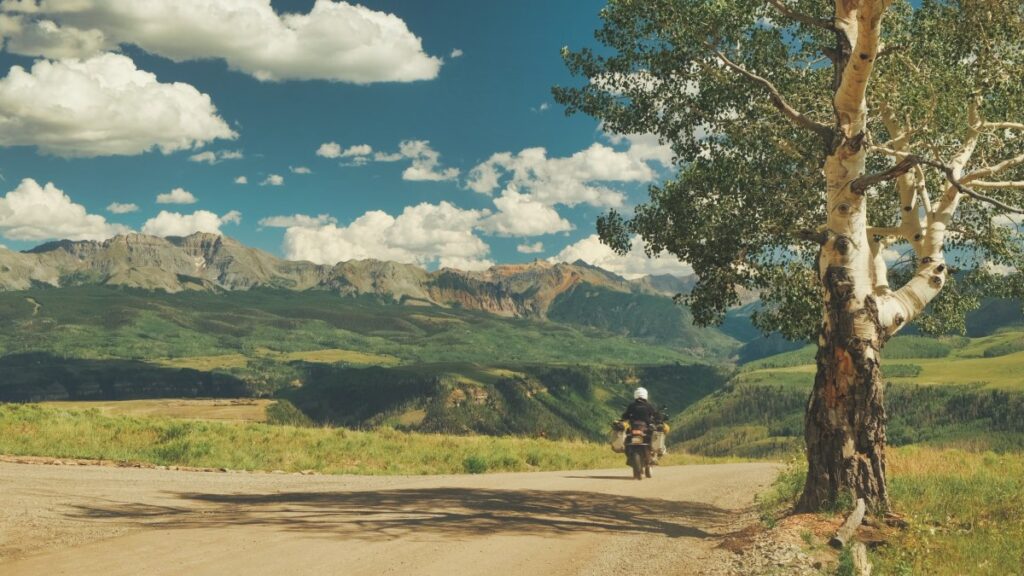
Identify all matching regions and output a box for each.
[555,0,1024,340]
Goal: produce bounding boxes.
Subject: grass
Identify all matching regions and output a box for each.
[154,354,250,370]
[39,399,273,422]
[873,447,1024,575]
[0,404,724,475]
[273,348,400,365]
[755,447,1024,576]
[738,329,1024,391]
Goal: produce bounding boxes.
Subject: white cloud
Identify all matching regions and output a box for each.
[342,144,373,157]
[142,209,241,237]
[189,149,243,164]
[984,261,1018,276]
[467,143,656,208]
[261,174,284,186]
[258,213,336,228]
[478,188,574,237]
[290,166,312,174]
[234,176,248,184]
[517,242,544,254]
[155,187,197,205]
[0,178,130,241]
[550,234,693,279]
[106,202,138,214]
[374,150,404,162]
[0,53,235,157]
[316,142,342,158]
[993,214,1020,229]
[398,140,459,182]
[606,132,674,168]
[282,201,492,270]
[450,48,463,58]
[4,18,108,59]
[14,0,442,84]
[317,142,373,164]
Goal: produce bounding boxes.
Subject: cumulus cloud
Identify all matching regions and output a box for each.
[142,209,241,237]
[342,144,373,157]
[993,214,1021,229]
[316,142,342,158]
[261,174,284,186]
[282,201,492,270]
[450,48,463,58]
[9,0,442,84]
[106,202,138,214]
[258,213,336,228]
[517,242,544,254]
[316,142,374,165]
[467,143,657,208]
[0,178,130,241]
[478,188,574,237]
[155,188,197,205]
[550,234,692,279]
[290,166,312,174]
[189,149,243,164]
[398,140,459,181]
[0,53,235,157]
[984,261,1018,276]
[374,150,404,162]
[4,18,108,59]
[327,140,457,178]
[606,132,675,168]
[234,176,248,184]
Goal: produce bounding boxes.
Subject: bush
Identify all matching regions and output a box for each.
[885,336,952,359]
[982,337,1024,358]
[884,364,922,378]
[462,455,489,474]
[265,399,313,427]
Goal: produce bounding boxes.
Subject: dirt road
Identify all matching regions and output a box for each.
[0,460,779,576]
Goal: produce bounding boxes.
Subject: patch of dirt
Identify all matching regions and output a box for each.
[0,460,781,575]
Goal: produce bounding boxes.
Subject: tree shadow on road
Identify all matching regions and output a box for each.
[70,488,738,541]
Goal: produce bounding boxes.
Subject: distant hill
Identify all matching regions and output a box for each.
[0,233,738,354]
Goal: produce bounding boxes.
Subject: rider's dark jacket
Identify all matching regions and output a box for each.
[621,398,656,424]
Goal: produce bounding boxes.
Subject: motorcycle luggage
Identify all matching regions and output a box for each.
[609,429,626,453]
[651,430,668,457]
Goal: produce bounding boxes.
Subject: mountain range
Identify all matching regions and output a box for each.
[0,232,695,321]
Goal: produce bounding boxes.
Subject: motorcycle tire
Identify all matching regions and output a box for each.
[629,450,644,480]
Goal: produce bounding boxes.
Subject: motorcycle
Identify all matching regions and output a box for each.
[610,416,669,480]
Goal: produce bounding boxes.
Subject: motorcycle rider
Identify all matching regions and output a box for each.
[622,386,656,424]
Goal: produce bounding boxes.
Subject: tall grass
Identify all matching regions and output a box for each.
[755,446,1024,576]
[0,404,716,475]
[874,447,1024,575]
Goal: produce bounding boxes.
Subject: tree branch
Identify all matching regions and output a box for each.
[850,156,918,194]
[867,226,902,238]
[964,153,1024,182]
[706,43,833,142]
[983,122,1024,131]
[864,148,1024,214]
[794,228,828,244]
[972,180,1024,190]
[765,0,836,32]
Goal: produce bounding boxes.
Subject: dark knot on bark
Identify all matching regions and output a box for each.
[835,236,852,255]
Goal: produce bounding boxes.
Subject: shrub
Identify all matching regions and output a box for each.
[462,455,489,474]
[265,399,313,427]
[982,337,1024,358]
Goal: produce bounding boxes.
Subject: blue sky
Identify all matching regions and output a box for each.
[0,0,689,277]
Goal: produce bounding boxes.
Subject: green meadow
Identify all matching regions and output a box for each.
[0,403,722,476]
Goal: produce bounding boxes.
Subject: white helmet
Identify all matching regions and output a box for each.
[634,387,648,400]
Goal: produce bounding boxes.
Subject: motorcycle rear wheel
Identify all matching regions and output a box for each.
[629,451,644,480]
